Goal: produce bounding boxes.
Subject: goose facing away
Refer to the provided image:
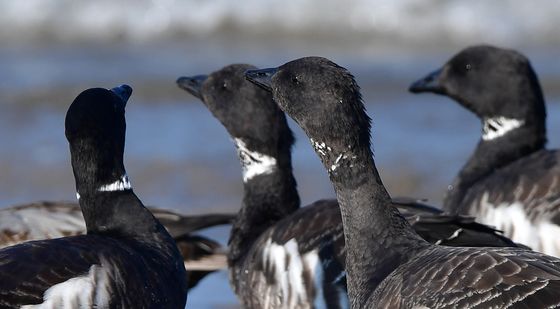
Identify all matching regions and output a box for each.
[0,201,234,290]
[410,45,560,256]
[246,57,560,308]
[177,64,520,308]
[0,85,188,308]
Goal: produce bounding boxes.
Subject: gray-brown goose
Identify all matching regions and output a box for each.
[0,85,188,308]
[410,45,560,256]
[246,56,560,308]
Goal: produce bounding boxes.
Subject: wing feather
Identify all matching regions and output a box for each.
[373,247,560,308]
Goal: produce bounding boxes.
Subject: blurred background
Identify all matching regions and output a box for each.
[1,0,559,307]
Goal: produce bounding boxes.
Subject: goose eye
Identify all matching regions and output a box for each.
[292,76,300,84]
[222,82,228,89]
[465,64,472,71]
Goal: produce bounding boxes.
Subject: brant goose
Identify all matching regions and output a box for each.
[246,56,560,308]
[178,64,519,308]
[409,45,560,256]
[0,201,234,289]
[0,85,188,308]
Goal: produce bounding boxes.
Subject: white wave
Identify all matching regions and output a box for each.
[0,0,559,45]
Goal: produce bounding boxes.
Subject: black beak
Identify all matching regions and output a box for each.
[245,68,278,92]
[111,84,133,106]
[409,68,444,94]
[176,75,208,100]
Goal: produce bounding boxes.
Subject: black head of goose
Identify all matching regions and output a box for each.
[178,64,519,308]
[409,45,560,255]
[178,64,301,264]
[0,85,188,308]
[0,202,234,291]
[247,56,560,308]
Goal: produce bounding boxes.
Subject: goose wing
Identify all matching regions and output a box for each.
[0,201,232,291]
[465,150,560,222]
[373,247,560,308]
[0,236,106,308]
[0,201,85,248]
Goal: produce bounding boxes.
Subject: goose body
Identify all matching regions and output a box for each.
[246,56,560,308]
[228,198,520,309]
[410,45,560,256]
[179,65,519,308]
[1,233,185,308]
[0,85,188,308]
[372,246,560,308]
[0,201,233,289]
[459,149,560,255]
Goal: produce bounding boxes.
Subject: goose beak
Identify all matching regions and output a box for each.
[409,68,444,94]
[110,84,133,106]
[245,68,278,92]
[177,75,208,100]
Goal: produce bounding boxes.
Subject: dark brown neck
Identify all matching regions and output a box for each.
[79,190,169,241]
[326,146,427,306]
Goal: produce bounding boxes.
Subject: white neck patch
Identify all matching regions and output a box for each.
[310,138,356,173]
[482,117,524,141]
[310,138,332,157]
[98,174,132,192]
[233,138,277,182]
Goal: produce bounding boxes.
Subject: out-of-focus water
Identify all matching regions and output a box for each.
[1,1,560,307]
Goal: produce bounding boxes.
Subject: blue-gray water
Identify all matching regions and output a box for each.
[1,2,560,305]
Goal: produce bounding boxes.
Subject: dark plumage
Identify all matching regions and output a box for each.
[246,56,560,308]
[0,201,234,290]
[410,45,560,256]
[178,64,519,308]
[0,86,188,308]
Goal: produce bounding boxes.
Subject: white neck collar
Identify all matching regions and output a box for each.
[233,138,277,182]
[98,174,132,192]
[482,117,524,141]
